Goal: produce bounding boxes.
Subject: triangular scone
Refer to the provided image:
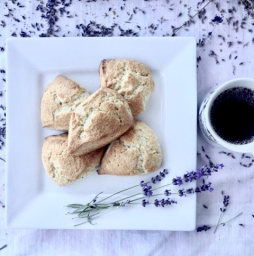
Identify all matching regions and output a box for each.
[100,59,154,117]
[98,121,162,175]
[68,88,133,156]
[41,75,90,131]
[42,134,104,186]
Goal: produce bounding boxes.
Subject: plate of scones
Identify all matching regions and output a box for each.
[6,37,197,230]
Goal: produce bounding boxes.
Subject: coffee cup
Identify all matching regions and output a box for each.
[199,78,254,153]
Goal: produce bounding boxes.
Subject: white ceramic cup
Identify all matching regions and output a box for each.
[199,78,254,153]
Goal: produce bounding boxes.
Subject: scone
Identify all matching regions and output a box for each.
[68,88,133,156]
[42,134,104,186]
[41,75,90,131]
[98,121,162,175]
[99,59,154,117]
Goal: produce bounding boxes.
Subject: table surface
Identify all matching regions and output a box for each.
[1,1,254,255]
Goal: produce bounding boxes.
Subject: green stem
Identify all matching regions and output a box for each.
[69,189,179,215]
[152,183,172,192]
[220,212,243,226]
[126,193,165,204]
[96,184,140,203]
[77,210,102,220]
[100,182,174,205]
[109,192,143,204]
[74,207,116,226]
[214,211,223,233]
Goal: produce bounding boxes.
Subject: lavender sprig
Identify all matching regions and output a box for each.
[67,164,223,226]
[171,0,213,36]
[173,164,224,186]
[177,180,214,197]
[140,181,153,197]
[197,212,243,232]
[214,192,230,233]
[151,169,169,184]
[220,194,230,212]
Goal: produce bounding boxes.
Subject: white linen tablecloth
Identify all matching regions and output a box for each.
[1,1,254,255]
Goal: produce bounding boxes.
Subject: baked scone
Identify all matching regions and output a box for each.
[41,75,90,131]
[68,88,133,156]
[42,134,104,186]
[99,59,154,117]
[98,121,162,175]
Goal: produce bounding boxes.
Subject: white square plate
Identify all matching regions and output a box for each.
[6,37,197,230]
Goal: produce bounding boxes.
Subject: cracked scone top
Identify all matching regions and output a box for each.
[68,87,134,156]
[100,59,154,117]
[41,75,90,131]
[98,121,162,175]
[42,134,104,186]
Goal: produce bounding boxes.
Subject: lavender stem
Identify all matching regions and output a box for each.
[220,212,243,226]
[214,212,223,233]
[96,184,140,203]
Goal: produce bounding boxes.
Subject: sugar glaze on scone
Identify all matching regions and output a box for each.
[100,59,154,117]
[68,88,133,156]
[41,75,90,131]
[98,121,162,175]
[42,134,104,186]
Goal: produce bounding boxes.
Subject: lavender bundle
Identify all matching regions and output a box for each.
[67,164,224,226]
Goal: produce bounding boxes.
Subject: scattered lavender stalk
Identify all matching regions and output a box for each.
[67,164,224,226]
[214,192,230,233]
[197,212,243,232]
[0,244,7,251]
[171,0,213,36]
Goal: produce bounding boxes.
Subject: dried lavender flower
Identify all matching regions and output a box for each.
[142,199,149,207]
[164,189,171,196]
[212,15,223,23]
[177,181,214,197]
[151,169,169,184]
[220,195,230,212]
[154,198,177,207]
[214,193,230,233]
[172,176,183,186]
[197,225,211,232]
[140,181,153,197]
[178,189,185,197]
[173,164,224,186]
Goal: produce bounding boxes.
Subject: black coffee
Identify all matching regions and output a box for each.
[210,87,254,144]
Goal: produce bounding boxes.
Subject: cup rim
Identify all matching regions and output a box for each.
[206,77,254,153]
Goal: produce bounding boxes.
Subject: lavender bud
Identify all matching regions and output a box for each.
[156,175,161,182]
[195,187,201,193]
[154,199,160,207]
[160,171,165,178]
[163,169,169,175]
[142,199,149,207]
[151,177,156,184]
[186,188,195,194]
[164,189,171,196]
[172,177,183,186]
[197,225,211,232]
[178,189,186,197]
